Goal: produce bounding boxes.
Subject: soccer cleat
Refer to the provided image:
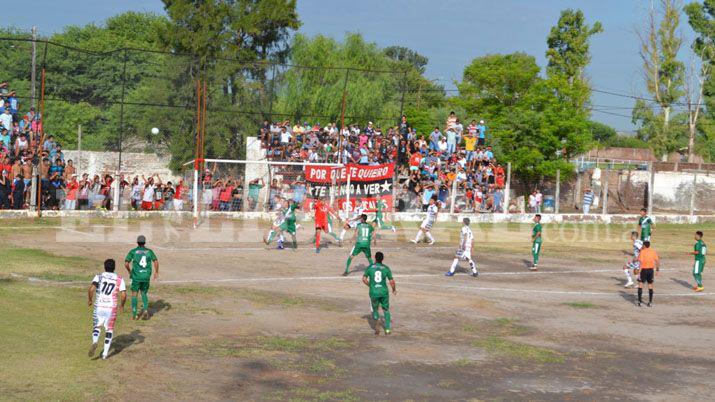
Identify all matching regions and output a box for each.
[338,239,343,247]
[262,235,269,245]
[101,354,108,360]
[428,240,435,245]
[696,286,704,292]
[529,266,538,271]
[625,281,634,288]
[88,342,98,357]
[342,271,349,277]
[647,302,652,307]
[445,271,454,277]
[277,244,284,250]
[391,226,396,233]
[315,248,320,254]
[142,310,150,320]
[472,271,479,278]
[384,329,391,335]
[132,315,139,321]
[637,302,642,307]
[410,239,418,244]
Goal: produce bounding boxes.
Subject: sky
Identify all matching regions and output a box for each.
[3,0,701,132]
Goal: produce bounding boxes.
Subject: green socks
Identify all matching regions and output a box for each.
[345,257,352,273]
[141,291,149,312]
[131,297,138,317]
[384,310,391,330]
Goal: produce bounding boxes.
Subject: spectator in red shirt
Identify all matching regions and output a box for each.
[65,174,79,210]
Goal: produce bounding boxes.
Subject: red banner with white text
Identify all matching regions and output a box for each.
[303,163,395,213]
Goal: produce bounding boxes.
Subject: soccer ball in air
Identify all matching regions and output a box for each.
[151,127,160,135]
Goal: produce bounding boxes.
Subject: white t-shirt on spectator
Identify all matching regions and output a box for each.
[0,113,12,131]
[280,132,292,144]
[143,186,155,203]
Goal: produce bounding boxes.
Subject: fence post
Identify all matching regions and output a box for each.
[602,168,609,215]
[689,172,698,218]
[648,162,655,216]
[399,69,408,118]
[118,48,128,174]
[450,177,457,214]
[574,171,581,210]
[30,166,38,211]
[503,162,511,214]
[555,169,560,214]
[112,172,120,212]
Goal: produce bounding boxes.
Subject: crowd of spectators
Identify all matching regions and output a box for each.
[0,80,193,212]
[259,111,508,213]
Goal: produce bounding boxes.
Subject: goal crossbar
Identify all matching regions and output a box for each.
[186,159,350,228]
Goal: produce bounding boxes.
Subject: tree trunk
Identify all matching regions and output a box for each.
[688,122,696,163]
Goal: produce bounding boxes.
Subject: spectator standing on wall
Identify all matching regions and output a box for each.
[65,174,79,210]
[0,108,12,132]
[582,188,594,215]
[429,127,442,152]
[528,190,537,213]
[477,120,487,146]
[535,189,543,213]
[446,128,456,156]
[0,170,9,209]
[453,118,464,146]
[12,172,25,209]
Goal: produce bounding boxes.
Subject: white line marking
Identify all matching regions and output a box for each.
[154,245,455,252]
[398,281,715,297]
[157,269,627,284]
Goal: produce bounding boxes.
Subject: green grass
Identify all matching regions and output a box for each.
[0,245,97,278]
[472,336,564,364]
[564,301,599,309]
[266,387,360,402]
[0,282,115,399]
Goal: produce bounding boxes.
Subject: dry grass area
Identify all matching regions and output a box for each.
[1,217,714,401]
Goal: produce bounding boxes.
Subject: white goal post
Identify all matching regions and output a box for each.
[183,158,350,227]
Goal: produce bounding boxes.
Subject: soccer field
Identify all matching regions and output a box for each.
[1,217,714,401]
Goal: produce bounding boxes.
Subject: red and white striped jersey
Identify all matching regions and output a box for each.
[92,272,125,310]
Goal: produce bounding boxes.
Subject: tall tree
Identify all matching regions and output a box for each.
[685,0,715,161]
[633,0,686,160]
[156,0,300,169]
[546,9,603,88]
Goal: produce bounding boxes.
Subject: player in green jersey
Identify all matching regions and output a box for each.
[692,231,707,292]
[344,214,375,276]
[530,214,542,271]
[265,200,299,250]
[372,197,396,233]
[638,208,654,242]
[124,235,159,320]
[362,251,396,335]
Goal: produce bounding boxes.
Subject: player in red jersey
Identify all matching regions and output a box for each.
[313,198,341,253]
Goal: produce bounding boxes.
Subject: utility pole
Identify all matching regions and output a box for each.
[30,26,37,109]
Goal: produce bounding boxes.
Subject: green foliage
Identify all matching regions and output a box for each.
[275,33,441,128]
[589,120,617,144]
[685,0,715,161]
[633,0,686,159]
[546,8,603,86]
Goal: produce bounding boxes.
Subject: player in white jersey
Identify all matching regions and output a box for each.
[88,259,127,360]
[339,202,367,241]
[446,218,478,277]
[623,231,643,288]
[263,197,287,249]
[411,196,439,245]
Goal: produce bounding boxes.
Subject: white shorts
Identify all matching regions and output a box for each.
[456,248,472,261]
[626,261,640,270]
[347,219,360,229]
[421,219,435,230]
[93,307,118,332]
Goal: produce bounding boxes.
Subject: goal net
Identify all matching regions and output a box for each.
[183,159,397,228]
